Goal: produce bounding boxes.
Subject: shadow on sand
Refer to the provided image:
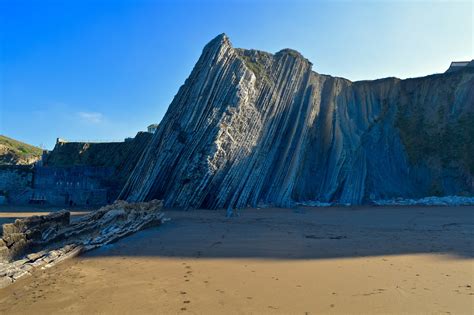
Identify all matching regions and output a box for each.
[83,206,474,260]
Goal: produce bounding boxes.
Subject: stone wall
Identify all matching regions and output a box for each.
[0,166,33,192]
[1,166,112,206]
[0,132,153,206]
[34,166,113,190]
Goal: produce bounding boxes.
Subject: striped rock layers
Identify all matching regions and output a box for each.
[120,34,474,209]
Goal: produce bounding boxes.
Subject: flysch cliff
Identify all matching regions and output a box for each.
[119,34,474,209]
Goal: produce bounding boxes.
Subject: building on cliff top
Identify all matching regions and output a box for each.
[446,60,474,73]
[147,124,159,133]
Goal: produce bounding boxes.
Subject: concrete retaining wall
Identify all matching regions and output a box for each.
[0,166,33,191]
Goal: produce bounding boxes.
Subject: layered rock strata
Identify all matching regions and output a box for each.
[0,200,165,288]
[120,34,474,209]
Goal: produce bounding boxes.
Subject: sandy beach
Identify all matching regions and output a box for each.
[0,206,473,314]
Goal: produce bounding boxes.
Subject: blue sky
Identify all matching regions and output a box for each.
[1,0,472,149]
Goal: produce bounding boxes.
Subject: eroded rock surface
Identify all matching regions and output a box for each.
[120,34,474,209]
[0,200,165,288]
[0,211,70,262]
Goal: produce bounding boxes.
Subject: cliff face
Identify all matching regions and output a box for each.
[120,34,474,208]
[44,132,153,195]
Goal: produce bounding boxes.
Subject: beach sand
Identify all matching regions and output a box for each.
[0,206,472,314]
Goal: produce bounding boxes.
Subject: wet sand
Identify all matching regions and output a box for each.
[0,206,473,314]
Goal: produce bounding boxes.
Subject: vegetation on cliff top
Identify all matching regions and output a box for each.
[0,135,42,165]
[235,49,272,83]
[397,111,474,170]
[395,71,474,195]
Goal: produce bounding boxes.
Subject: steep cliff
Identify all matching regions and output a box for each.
[120,34,474,208]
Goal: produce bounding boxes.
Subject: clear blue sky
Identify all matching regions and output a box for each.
[1,0,472,149]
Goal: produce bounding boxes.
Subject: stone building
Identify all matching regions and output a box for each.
[147,124,159,134]
[446,60,474,73]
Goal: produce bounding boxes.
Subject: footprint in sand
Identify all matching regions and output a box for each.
[183,300,190,304]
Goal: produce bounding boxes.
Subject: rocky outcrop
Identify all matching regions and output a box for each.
[373,196,474,206]
[0,211,70,262]
[120,34,474,209]
[0,200,165,288]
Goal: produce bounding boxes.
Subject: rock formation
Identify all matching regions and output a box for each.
[0,211,70,262]
[0,200,165,288]
[120,34,474,209]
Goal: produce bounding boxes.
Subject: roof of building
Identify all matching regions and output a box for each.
[449,61,470,67]
[446,60,474,73]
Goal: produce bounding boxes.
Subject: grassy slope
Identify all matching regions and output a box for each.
[0,135,42,165]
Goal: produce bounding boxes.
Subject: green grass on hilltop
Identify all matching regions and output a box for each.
[0,135,42,165]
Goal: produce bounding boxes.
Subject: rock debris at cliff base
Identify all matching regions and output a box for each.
[0,200,165,288]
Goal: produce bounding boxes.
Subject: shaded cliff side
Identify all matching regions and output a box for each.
[44,132,153,194]
[120,34,474,209]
